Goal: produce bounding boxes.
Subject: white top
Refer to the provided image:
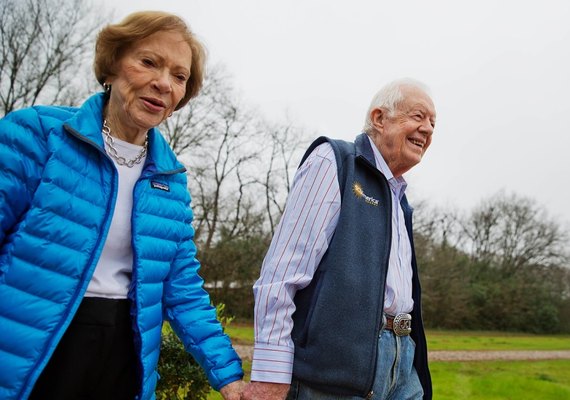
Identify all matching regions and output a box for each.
[251,137,414,383]
[85,137,146,299]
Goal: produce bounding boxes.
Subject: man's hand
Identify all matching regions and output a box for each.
[219,380,245,400]
[241,381,290,400]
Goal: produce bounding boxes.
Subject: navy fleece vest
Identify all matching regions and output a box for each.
[290,133,431,399]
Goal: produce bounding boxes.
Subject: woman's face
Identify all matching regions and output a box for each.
[106,30,192,139]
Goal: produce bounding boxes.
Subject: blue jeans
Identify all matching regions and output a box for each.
[287,329,423,400]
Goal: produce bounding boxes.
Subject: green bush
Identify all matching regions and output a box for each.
[156,304,234,400]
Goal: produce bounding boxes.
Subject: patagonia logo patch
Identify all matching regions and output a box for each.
[151,181,170,192]
[352,182,379,206]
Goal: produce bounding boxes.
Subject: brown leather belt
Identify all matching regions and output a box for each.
[384,313,412,336]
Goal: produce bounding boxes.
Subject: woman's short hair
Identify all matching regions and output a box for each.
[362,78,431,134]
[94,11,206,110]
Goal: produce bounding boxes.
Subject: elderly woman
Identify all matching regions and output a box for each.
[0,11,243,400]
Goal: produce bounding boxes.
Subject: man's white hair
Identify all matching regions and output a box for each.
[362,78,431,134]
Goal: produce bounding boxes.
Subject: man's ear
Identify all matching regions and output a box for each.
[370,108,385,131]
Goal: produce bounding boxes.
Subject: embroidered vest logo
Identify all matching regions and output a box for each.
[352,182,379,206]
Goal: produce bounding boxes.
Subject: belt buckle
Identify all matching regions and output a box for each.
[392,313,412,336]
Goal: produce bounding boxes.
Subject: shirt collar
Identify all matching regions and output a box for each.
[366,135,407,199]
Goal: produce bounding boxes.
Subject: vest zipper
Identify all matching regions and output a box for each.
[365,179,392,400]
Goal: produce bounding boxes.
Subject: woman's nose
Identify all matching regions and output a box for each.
[152,70,172,93]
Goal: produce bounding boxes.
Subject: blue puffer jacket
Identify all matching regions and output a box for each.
[0,94,243,399]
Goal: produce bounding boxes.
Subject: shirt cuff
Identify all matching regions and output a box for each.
[250,343,295,384]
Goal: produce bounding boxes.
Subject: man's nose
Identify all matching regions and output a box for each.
[419,120,434,135]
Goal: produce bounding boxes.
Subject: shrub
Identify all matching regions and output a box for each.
[156,303,234,400]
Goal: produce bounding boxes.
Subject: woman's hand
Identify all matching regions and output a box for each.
[219,380,246,400]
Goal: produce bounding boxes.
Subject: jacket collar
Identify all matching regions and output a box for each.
[354,132,378,170]
[63,93,185,174]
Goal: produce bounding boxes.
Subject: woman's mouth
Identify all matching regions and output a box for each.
[141,97,166,112]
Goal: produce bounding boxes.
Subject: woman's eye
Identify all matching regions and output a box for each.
[142,58,154,67]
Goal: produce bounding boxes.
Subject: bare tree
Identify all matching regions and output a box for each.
[0,0,106,115]
[258,121,308,234]
[162,65,230,156]
[412,201,472,328]
[162,66,309,248]
[160,66,310,313]
[413,200,462,250]
[161,67,265,250]
[461,192,568,276]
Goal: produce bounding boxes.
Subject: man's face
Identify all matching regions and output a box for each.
[371,86,436,177]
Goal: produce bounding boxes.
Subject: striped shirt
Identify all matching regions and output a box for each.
[251,136,414,383]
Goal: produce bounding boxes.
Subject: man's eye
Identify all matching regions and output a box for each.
[142,58,154,66]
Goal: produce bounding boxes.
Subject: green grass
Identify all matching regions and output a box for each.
[224,322,254,344]
[208,360,570,400]
[207,324,570,399]
[431,360,570,399]
[427,330,570,351]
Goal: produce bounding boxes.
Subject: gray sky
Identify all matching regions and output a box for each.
[99,0,570,225]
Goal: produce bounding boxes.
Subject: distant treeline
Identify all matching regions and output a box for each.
[203,192,570,334]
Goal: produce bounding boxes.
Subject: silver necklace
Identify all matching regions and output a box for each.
[102,119,148,168]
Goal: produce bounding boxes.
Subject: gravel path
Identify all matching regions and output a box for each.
[429,350,570,361]
[234,345,570,362]
[234,344,254,360]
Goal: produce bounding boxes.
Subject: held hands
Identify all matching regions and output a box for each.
[241,381,290,400]
[219,378,290,399]
[219,380,246,400]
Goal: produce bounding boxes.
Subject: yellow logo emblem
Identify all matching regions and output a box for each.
[352,182,379,206]
[352,182,364,198]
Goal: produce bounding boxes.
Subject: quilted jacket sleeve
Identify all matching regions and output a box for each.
[0,109,48,246]
[162,197,243,391]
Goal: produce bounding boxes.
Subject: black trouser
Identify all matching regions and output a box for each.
[30,297,138,400]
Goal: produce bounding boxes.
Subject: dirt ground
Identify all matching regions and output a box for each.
[234,344,570,362]
[428,350,570,361]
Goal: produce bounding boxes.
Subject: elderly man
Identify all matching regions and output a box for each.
[242,79,436,400]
